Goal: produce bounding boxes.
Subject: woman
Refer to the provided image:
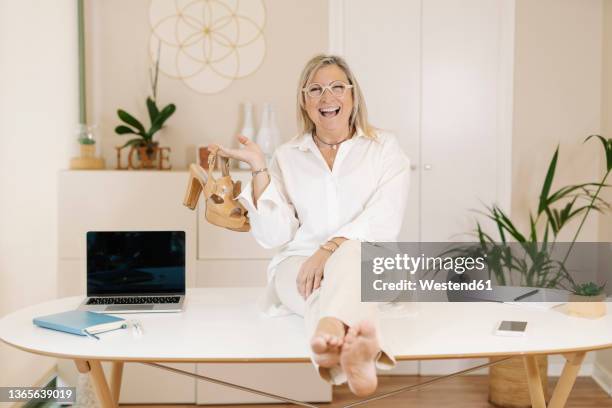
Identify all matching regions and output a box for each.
[210,54,410,396]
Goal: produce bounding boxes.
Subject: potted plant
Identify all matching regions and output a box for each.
[447,135,611,293]
[114,47,176,167]
[444,135,611,408]
[567,281,607,318]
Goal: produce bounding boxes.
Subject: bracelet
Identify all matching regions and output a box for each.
[326,240,340,249]
[251,167,268,177]
[319,242,337,253]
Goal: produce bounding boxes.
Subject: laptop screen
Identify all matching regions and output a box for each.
[86,231,185,296]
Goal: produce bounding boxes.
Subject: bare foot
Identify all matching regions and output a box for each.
[340,320,380,397]
[310,317,345,368]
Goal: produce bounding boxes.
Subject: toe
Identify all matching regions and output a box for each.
[329,336,341,347]
[358,320,377,337]
[310,336,327,353]
[344,329,356,343]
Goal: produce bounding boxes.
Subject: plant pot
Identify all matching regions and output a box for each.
[566,294,607,318]
[135,142,159,169]
[489,356,548,408]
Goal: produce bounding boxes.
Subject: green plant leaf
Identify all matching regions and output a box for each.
[146,97,160,125]
[538,147,559,215]
[586,134,612,172]
[573,281,605,296]
[115,125,136,135]
[529,214,537,242]
[121,138,145,149]
[546,183,601,205]
[118,109,146,135]
[148,103,176,138]
[495,206,526,242]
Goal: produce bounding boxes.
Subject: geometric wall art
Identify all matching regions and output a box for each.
[149,0,266,94]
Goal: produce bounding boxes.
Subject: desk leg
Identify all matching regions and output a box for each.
[87,360,116,408]
[110,362,124,404]
[523,355,547,408]
[548,352,586,408]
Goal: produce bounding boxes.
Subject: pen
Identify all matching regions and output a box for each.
[514,289,539,302]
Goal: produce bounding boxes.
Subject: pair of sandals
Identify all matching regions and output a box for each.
[183,146,250,232]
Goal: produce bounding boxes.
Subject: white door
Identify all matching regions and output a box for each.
[336,0,422,242]
[330,0,514,375]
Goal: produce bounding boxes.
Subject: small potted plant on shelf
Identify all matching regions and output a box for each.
[70,124,105,170]
[567,281,607,318]
[114,45,176,169]
[78,128,96,157]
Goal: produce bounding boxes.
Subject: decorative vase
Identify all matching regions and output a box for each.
[238,101,255,170]
[255,103,274,163]
[566,294,607,318]
[268,103,281,156]
[489,356,548,408]
[255,102,278,164]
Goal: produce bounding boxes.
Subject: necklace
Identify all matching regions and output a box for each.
[313,132,351,150]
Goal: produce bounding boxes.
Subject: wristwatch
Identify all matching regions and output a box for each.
[319,241,339,253]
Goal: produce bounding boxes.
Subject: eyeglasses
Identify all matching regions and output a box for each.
[302,81,354,98]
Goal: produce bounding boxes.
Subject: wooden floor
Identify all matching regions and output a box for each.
[123,375,612,407]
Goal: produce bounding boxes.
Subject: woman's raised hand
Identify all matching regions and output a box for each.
[208,135,266,170]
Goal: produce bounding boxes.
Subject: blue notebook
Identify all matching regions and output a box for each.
[33,310,126,337]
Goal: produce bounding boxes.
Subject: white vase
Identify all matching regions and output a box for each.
[268,104,281,156]
[238,102,255,170]
[256,102,272,163]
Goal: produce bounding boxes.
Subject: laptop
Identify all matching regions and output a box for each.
[78,231,186,313]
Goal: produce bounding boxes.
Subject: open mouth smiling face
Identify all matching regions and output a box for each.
[305,64,354,133]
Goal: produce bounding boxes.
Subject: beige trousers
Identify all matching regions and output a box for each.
[273,240,396,385]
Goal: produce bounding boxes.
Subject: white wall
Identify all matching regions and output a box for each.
[594,0,612,393]
[84,0,328,170]
[0,0,78,399]
[512,0,603,241]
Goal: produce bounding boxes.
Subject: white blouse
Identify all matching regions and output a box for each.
[238,128,411,315]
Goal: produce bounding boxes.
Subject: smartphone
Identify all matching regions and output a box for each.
[495,320,527,337]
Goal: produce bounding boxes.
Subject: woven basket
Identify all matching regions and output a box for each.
[489,356,548,408]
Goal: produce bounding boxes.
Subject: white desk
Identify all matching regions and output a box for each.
[1,288,611,408]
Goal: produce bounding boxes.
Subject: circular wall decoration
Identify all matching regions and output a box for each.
[149,0,266,94]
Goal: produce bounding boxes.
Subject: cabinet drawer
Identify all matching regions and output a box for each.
[196,259,269,287]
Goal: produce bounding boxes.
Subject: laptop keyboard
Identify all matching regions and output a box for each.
[86,296,181,305]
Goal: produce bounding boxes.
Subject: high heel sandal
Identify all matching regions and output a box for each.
[183,146,250,232]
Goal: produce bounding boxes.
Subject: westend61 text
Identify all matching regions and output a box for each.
[373,279,493,291]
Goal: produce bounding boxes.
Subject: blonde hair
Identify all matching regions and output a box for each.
[297,54,376,138]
